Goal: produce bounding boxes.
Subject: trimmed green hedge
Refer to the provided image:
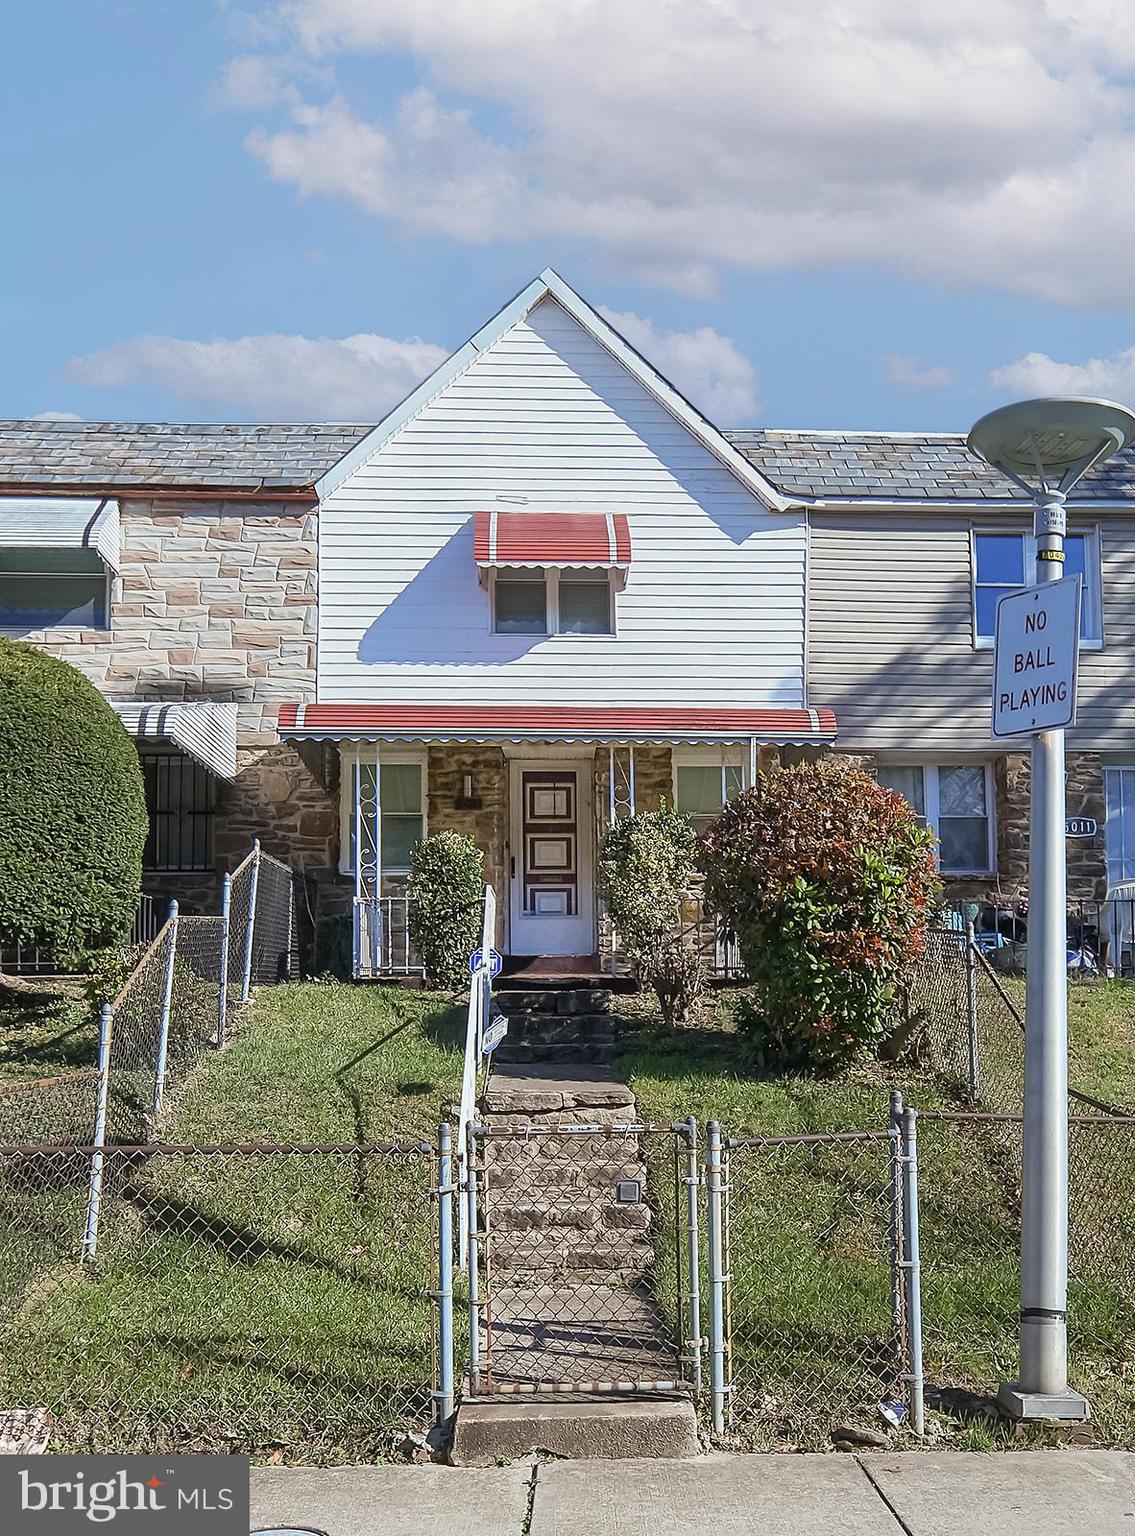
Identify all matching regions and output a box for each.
[0,638,148,966]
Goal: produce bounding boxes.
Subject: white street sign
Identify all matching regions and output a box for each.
[992,575,1081,738]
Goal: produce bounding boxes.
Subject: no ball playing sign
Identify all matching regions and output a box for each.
[992,574,1081,737]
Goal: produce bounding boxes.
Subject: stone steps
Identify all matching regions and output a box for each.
[494,986,614,1017]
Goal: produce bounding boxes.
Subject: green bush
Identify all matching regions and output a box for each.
[406,831,485,990]
[597,808,704,1025]
[703,756,939,1072]
[0,639,148,968]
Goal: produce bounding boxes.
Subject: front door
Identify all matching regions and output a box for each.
[508,760,594,956]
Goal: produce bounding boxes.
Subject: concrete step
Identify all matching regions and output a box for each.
[485,1155,646,1190]
[488,1234,654,1273]
[450,1398,699,1464]
[494,987,614,1017]
[492,1041,616,1067]
[495,1012,616,1044]
[482,1066,636,1115]
[490,1198,653,1234]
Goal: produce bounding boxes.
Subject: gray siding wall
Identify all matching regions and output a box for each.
[808,510,1135,753]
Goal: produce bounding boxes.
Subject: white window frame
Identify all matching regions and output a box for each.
[489,567,616,638]
[971,526,1102,650]
[0,559,113,635]
[671,746,748,823]
[338,747,428,877]
[876,760,997,876]
[1104,765,1135,888]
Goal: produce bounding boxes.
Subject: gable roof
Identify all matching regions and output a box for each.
[726,429,1135,506]
[0,420,371,496]
[314,268,793,510]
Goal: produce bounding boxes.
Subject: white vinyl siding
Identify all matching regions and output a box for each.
[318,296,806,707]
[810,512,1135,751]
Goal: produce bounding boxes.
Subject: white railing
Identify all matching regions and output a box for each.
[458,884,497,1265]
[352,896,420,978]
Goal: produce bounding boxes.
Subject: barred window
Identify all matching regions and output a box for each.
[142,754,215,872]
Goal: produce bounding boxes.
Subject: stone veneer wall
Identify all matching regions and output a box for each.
[426,744,509,946]
[29,498,339,919]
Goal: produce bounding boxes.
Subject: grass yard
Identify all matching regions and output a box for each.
[0,983,467,1460]
[621,993,1135,1450]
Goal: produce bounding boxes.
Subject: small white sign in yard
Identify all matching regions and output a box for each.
[992,575,1081,737]
[481,1014,509,1054]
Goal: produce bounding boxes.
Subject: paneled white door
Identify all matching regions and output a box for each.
[508,760,595,956]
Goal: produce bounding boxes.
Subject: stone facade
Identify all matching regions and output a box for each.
[28,497,340,921]
[426,745,509,926]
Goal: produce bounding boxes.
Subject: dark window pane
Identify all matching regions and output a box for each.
[975,533,1024,586]
[495,579,547,634]
[877,766,926,817]
[0,575,106,628]
[383,814,423,869]
[940,817,988,871]
[559,579,612,634]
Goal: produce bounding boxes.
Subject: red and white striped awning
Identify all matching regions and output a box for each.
[473,511,632,571]
[278,703,837,746]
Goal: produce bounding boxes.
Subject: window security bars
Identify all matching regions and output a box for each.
[142,753,216,873]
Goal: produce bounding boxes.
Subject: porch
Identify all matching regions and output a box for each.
[279,704,835,980]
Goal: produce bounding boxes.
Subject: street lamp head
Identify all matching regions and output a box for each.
[968,397,1135,495]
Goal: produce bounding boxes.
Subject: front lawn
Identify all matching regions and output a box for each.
[0,983,466,1461]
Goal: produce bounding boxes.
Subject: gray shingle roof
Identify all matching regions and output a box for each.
[0,420,373,492]
[724,430,1135,502]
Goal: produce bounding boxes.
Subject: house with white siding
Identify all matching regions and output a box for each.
[277,270,836,972]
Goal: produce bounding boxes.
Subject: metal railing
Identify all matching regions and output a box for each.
[945,897,1135,978]
[457,885,496,1266]
[352,895,420,978]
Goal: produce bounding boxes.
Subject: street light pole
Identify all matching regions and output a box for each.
[968,398,1135,1421]
[1020,487,1071,1402]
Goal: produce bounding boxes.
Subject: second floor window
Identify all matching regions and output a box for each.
[973,530,1100,645]
[0,549,109,630]
[492,570,614,636]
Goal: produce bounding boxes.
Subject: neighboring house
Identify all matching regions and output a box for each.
[731,431,1134,907]
[0,422,368,933]
[5,270,1135,976]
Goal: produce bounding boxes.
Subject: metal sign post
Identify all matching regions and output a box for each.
[970,396,1135,1423]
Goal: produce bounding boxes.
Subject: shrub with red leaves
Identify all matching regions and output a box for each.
[702,755,939,1072]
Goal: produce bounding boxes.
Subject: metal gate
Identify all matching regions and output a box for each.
[465,1120,702,1396]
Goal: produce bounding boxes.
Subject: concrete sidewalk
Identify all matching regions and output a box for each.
[251,1450,1135,1536]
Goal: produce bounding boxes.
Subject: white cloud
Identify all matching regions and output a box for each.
[600,307,759,422]
[30,410,84,422]
[68,332,449,420]
[989,348,1135,400]
[884,355,956,392]
[212,54,301,112]
[225,0,1135,304]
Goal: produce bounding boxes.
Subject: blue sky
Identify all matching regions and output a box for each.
[4,1,1135,432]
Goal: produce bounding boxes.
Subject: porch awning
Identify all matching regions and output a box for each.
[278,702,837,746]
[0,497,120,570]
[110,701,239,778]
[473,511,632,572]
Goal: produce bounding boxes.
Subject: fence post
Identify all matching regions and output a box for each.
[435,1122,456,1425]
[217,872,232,1045]
[706,1119,727,1436]
[151,900,179,1122]
[965,921,981,1102]
[241,839,261,1004]
[682,1116,703,1394]
[82,1002,113,1262]
[889,1089,906,1362]
[466,1120,481,1390]
[286,873,296,982]
[900,1107,925,1438]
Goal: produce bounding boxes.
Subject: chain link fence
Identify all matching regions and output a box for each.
[0,1141,441,1460]
[470,1122,697,1395]
[720,1125,906,1449]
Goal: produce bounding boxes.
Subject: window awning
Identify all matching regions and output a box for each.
[278,702,836,746]
[0,497,120,571]
[473,511,632,574]
[110,701,239,779]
